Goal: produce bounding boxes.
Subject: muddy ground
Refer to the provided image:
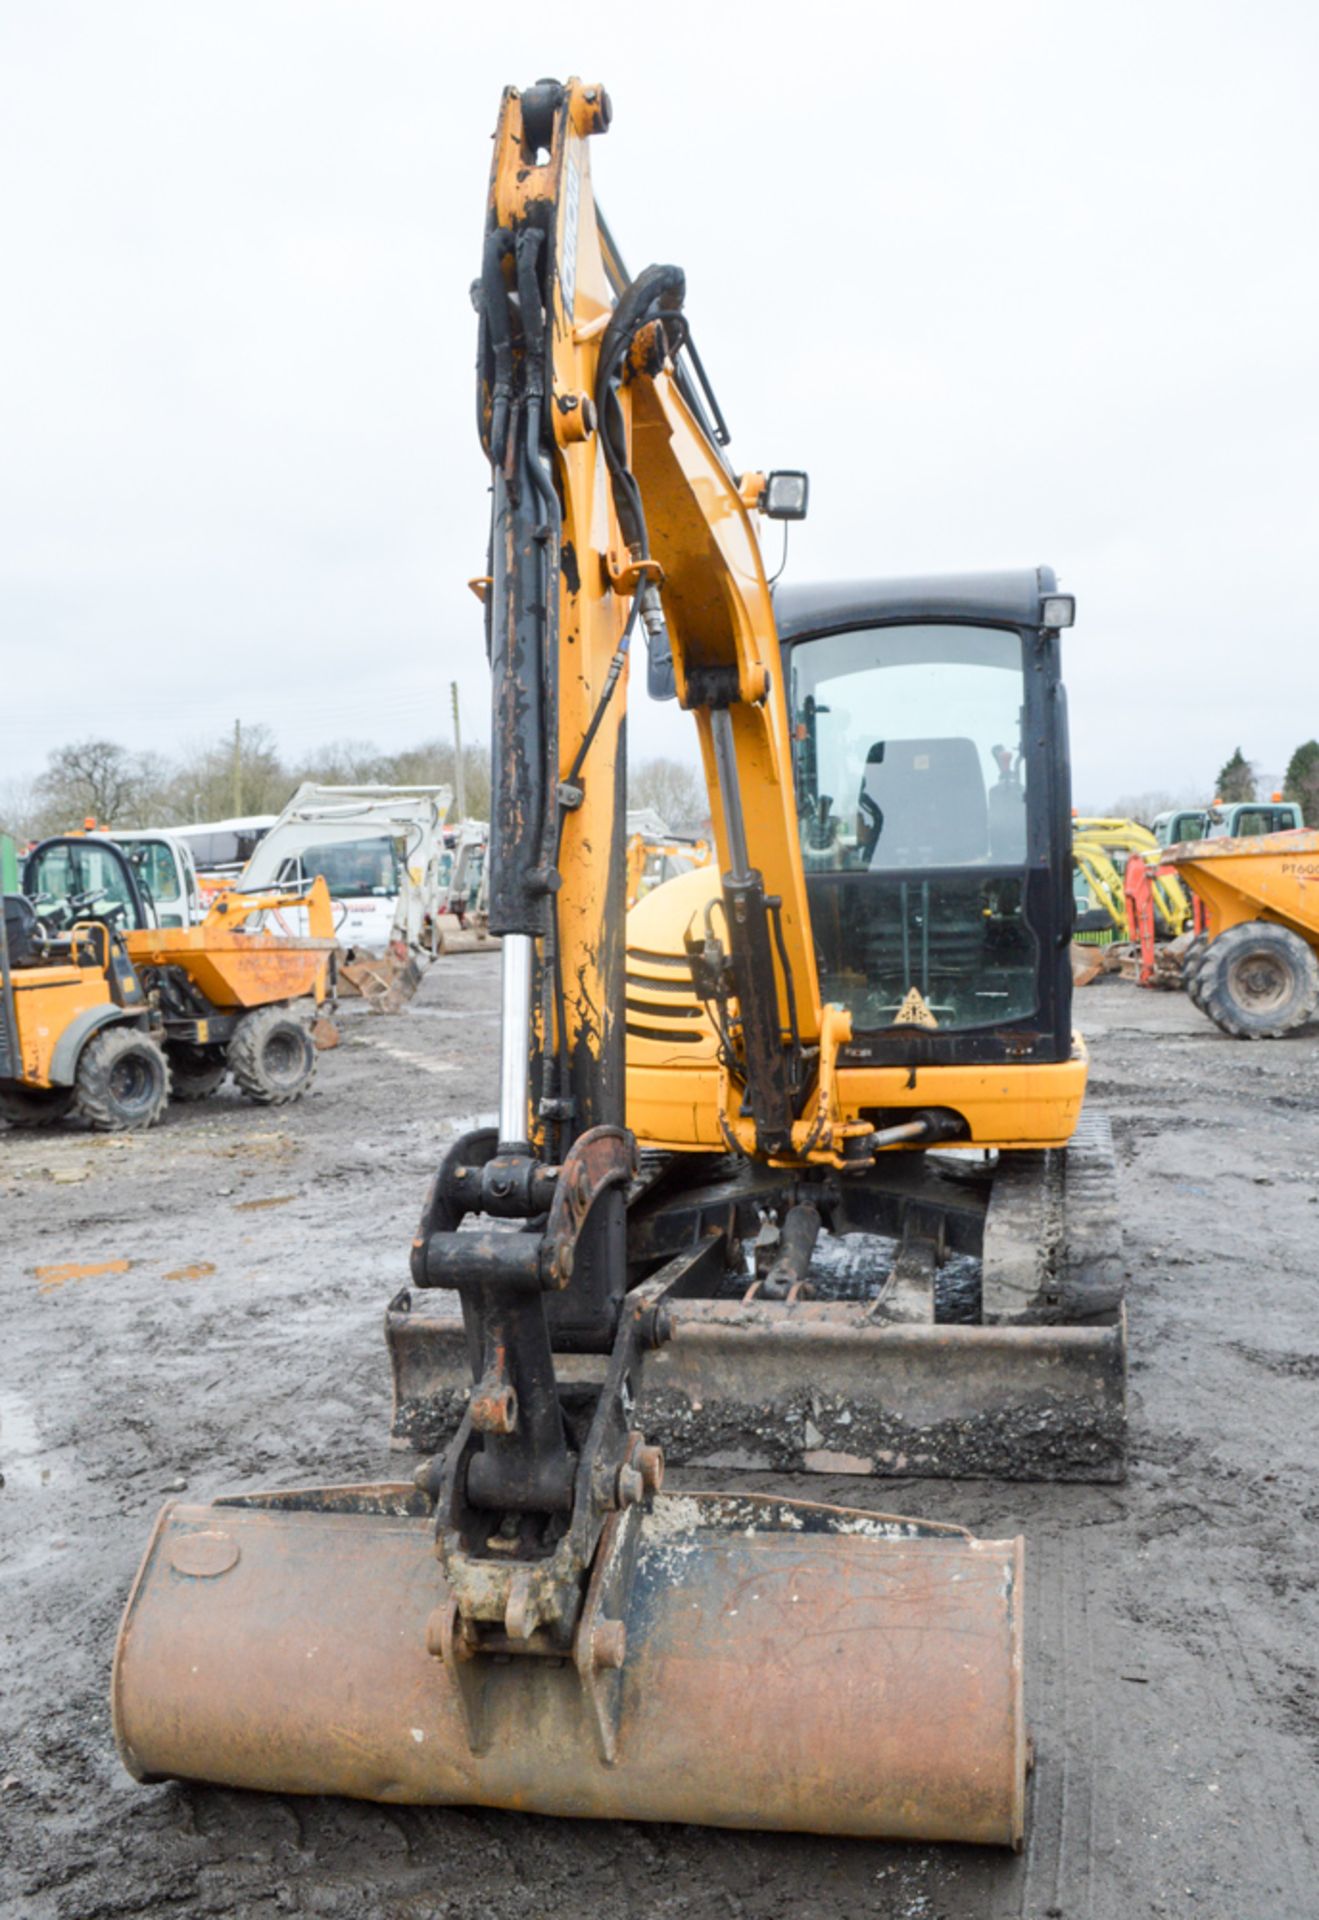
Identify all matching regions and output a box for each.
[2,953,1317,1919]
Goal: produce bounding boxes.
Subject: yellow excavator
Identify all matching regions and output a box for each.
[1072,815,1191,945]
[113,81,1124,1847]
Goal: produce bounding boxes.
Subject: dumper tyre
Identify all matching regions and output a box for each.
[1187,959,1217,1010]
[1182,936,1211,1005]
[73,1027,171,1131]
[0,1083,75,1128]
[1180,932,1208,983]
[229,1005,317,1104]
[166,1043,229,1103]
[1198,921,1319,1039]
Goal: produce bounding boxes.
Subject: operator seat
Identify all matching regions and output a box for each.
[2,895,41,967]
[859,737,988,869]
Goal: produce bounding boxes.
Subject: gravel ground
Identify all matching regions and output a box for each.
[2,953,1318,1919]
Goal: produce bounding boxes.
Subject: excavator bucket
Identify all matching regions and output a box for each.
[339,940,426,1013]
[114,1485,1025,1845]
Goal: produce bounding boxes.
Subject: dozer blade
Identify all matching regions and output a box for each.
[388,1293,1127,1482]
[113,1485,1025,1845]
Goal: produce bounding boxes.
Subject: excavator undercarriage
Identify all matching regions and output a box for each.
[388,1111,1125,1483]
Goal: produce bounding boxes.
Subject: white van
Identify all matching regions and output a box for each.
[111,830,203,928]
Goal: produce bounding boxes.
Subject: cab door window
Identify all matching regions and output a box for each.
[27,844,143,931]
[789,624,1038,1033]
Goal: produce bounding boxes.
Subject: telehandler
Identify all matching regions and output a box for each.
[114,80,1124,1846]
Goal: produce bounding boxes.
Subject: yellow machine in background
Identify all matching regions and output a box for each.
[115,80,1127,1847]
[1072,815,1191,945]
[1,835,336,1127]
[1169,828,1319,1036]
[623,824,710,910]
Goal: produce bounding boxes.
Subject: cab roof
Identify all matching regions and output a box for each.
[773,567,1060,642]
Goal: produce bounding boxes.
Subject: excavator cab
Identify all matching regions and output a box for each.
[782,579,1074,1055]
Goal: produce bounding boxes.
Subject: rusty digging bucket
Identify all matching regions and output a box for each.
[339,942,425,1013]
[113,1485,1026,1845]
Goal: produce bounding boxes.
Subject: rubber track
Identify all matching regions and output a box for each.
[983,1111,1123,1323]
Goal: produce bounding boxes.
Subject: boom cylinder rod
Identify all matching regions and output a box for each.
[498,934,534,1149]
[710,709,751,882]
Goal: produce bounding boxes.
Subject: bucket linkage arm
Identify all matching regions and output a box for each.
[406,76,674,1746]
[409,1122,667,1758]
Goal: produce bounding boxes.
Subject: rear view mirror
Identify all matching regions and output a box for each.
[763,471,810,521]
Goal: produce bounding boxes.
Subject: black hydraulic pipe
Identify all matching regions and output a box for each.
[593,263,685,558]
[486,408,550,940]
[709,709,796,1155]
[481,229,517,467]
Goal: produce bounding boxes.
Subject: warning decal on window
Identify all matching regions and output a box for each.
[894,987,939,1029]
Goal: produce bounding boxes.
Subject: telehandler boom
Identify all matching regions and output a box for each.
[113,78,1123,1845]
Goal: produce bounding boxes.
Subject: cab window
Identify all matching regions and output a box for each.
[295,837,403,899]
[788,623,1039,1033]
[27,843,142,929]
[135,840,183,910]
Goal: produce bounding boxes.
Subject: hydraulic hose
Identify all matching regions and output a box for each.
[480,228,518,466]
[592,263,686,558]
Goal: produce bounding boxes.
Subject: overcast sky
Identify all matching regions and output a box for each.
[2,1,1316,811]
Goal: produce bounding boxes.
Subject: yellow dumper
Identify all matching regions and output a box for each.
[1,834,337,1128]
[1165,828,1319,1037]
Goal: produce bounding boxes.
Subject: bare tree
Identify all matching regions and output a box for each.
[159,723,290,823]
[333,738,492,820]
[293,738,392,786]
[1099,788,1205,828]
[31,739,171,835]
[0,774,39,843]
[18,725,495,846]
[628,755,706,829]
